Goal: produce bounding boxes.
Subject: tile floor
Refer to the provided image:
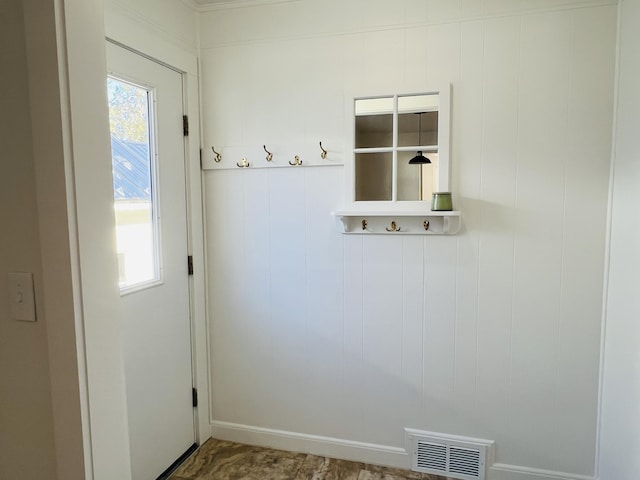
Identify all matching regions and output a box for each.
[170,438,451,480]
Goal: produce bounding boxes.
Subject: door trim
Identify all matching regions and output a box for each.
[104,35,210,447]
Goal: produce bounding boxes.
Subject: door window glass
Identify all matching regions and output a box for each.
[107,77,161,292]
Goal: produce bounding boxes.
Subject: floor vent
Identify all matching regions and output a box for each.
[406,429,494,480]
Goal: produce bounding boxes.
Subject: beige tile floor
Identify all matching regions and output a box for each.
[170,438,451,480]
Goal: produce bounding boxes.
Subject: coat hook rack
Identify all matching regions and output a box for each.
[263,145,273,162]
[385,221,401,232]
[319,141,328,159]
[236,157,250,168]
[289,155,303,166]
[211,146,222,163]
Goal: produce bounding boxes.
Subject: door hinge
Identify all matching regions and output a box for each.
[187,255,194,275]
[183,115,189,136]
[192,387,198,407]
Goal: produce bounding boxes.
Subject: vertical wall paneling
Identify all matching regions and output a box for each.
[343,234,366,440]
[404,27,428,91]
[423,237,458,434]
[267,168,308,430]
[425,23,461,89]
[428,0,463,23]
[558,6,617,474]
[239,169,272,427]
[452,20,485,427]
[508,10,571,471]
[207,171,249,423]
[475,14,520,461]
[599,1,640,479]
[363,30,405,92]
[401,236,425,431]
[201,1,617,476]
[361,236,405,446]
[304,167,346,438]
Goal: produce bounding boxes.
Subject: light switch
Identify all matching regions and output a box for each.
[8,272,36,322]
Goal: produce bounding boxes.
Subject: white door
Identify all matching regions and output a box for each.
[106,42,195,480]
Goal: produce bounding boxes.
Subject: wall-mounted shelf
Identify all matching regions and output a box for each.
[332,210,461,235]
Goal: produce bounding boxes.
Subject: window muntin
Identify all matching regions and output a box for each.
[351,88,450,207]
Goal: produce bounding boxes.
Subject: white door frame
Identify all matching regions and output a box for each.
[28,1,209,477]
[103,28,210,446]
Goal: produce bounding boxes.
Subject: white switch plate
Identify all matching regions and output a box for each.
[8,272,36,322]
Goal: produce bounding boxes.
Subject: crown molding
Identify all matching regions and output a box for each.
[191,0,300,13]
[180,0,200,12]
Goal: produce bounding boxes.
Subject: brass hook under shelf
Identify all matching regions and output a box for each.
[289,155,303,166]
[423,220,430,231]
[385,221,401,232]
[236,157,250,168]
[211,146,222,163]
[319,141,328,159]
[263,145,273,162]
[361,219,368,230]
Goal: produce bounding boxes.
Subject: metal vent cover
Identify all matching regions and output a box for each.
[417,442,447,472]
[406,429,493,480]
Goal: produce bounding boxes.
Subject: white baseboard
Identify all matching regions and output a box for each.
[490,463,596,480]
[210,421,410,468]
[209,421,596,480]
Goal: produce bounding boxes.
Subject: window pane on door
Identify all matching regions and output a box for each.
[108,77,160,292]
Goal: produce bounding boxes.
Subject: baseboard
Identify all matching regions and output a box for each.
[490,463,596,480]
[209,421,595,480]
[210,421,410,469]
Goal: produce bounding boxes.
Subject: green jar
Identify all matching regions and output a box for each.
[431,192,453,211]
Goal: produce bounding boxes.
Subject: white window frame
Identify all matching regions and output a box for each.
[344,84,451,214]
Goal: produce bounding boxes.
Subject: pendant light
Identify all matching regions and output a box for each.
[408,112,431,164]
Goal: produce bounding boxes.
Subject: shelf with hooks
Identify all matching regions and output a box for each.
[202,142,343,170]
[332,210,461,235]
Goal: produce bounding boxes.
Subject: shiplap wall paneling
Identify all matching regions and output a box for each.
[507,10,571,470]
[474,14,520,456]
[451,19,484,431]
[304,167,346,438]
[558,6,616,474]
[200,1,617,477]
[360,236,405,446]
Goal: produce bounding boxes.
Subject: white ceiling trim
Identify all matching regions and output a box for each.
[182,0,300,13]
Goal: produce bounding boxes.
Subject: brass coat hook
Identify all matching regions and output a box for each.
[263,145,273,162]
[236,157,250,168]
[385,221,401,232]
[361,219,368,230]
[211,146,222,163]
[319,141,328,159]
[423,220,430,231]
[289,155,303,166]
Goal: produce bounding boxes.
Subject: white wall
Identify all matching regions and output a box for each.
[0,1,58,477]
[200,1,618,479]
[2,0,131,477]
[598,1,640,479]
[103,0,198,55]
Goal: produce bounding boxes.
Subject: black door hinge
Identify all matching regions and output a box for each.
[183,115,189,136]
[192,387,198,407]
[187,255,194,275]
